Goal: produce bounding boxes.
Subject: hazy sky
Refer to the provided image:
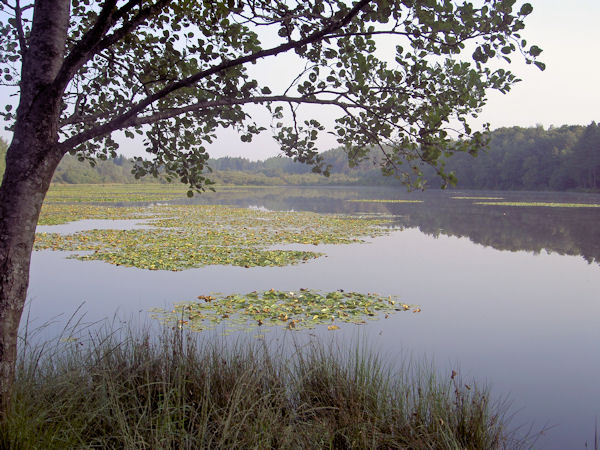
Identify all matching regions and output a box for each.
[1,1,598,160]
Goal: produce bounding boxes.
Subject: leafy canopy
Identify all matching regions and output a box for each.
[0,0,543,191]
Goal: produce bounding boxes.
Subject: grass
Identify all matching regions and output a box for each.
[0,324,530,449]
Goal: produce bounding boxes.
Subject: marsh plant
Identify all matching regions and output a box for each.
[0,322,531,449]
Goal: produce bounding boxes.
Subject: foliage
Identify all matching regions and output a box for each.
[0,0,543,190]
[0,326,526,449]
[152,289,418,333]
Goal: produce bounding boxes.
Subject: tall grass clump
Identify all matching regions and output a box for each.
[1,324,528,449]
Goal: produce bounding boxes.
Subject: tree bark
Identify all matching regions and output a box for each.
[0,0,70,418]
[0,140,63,418]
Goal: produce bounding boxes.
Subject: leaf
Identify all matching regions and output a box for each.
[519,3,533,15]
[529,45,543,57]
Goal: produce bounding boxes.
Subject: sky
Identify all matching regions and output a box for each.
[1,0,599,161]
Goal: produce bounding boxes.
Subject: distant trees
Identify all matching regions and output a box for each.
[319,123,600,191]
[52,154,151,184]
[14,123,598,191]
[420,123,600,191]
[568,122,600,190]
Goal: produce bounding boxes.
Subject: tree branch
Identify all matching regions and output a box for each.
[54,0,171,92]
[53,0,118,90]
[59,95,360,149]
[14,0,28,56]
[59,0,373,152]
[91,0,172,60]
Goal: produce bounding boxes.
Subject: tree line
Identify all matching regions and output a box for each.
[433,122,600,191]
[1,122,598,191]
[211,122,600,191]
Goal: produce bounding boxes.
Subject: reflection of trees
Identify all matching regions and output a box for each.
[182,187,600,265]
[401,203,600,265]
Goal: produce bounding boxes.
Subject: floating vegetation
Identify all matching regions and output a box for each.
[151,289,419,332]
[451,196,504,200]
[45,183,190,204]
[347,199,423,203]
[44,183,260,204]
[474,201,600,208]
[35,204,388,270]
[38,204,151,225]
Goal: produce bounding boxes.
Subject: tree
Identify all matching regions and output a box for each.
[0,0,542,415]
[569,122,600,190]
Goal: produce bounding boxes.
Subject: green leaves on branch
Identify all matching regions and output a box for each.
[1,1,543,190]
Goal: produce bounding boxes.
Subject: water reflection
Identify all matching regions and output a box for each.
[181,186,600,264]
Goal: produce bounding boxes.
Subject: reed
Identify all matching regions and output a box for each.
[1,323,530,449]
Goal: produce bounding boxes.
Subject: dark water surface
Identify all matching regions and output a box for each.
[29,187,600,449]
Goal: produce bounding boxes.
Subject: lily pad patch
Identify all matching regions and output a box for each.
[35,204,388,270]
[151,289,420,333]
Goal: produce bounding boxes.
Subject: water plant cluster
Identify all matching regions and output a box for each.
[153,289,419,333]
[44,183,191,204]
[35,200,388,270]
[43,183,258,204]
[38,204,151,225]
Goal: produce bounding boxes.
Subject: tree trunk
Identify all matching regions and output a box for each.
[0,0,70,418]
[0,136,63,418]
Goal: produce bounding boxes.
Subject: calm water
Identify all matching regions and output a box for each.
[29,187,600,449]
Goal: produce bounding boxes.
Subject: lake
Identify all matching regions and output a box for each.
[30,186,600,449]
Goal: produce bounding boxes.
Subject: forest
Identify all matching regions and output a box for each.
[1,122,599,191]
